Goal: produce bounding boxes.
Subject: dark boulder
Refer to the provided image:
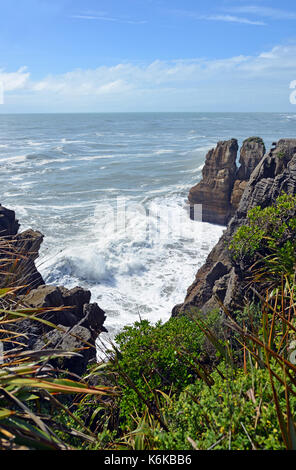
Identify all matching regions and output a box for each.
[33,325,95,376]
[0,205,20,236]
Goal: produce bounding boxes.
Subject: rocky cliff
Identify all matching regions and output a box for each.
[0,209,107,375]
[173,138,296,317]
[189,137,266,225]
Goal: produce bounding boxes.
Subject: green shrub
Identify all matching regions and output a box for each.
[229,193,296,276]
[155,363,296,450]
[277,151,285,159]
[112,313,220,429]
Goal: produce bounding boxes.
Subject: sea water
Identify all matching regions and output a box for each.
[0,112,295,336]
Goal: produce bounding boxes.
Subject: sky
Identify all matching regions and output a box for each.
[0,0,296,112]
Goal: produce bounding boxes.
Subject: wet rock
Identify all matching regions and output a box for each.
[22,285,105,333]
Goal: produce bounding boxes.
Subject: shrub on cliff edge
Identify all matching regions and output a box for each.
[110,312,220,430]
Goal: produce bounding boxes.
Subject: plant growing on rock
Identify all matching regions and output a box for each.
[229,192,296,279]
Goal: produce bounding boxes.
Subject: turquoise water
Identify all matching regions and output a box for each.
[0,112,295,335]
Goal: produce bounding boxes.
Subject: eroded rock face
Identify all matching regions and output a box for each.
[230,180,248,212]
[230,137,266,213]
[189,137,266,226]
[0,205,45,291]
[0,205,108,375]
[22,285,107,336]
[0,205,20,236]
[10,285,107,373]
[15,229,45,290]
[237,137,266,181]
[173,139,296,317]
[189,139,238,225]
[33,325,94,376]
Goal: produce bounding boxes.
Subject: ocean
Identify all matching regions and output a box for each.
[0,112,295,337]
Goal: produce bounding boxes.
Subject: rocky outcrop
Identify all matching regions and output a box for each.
[33,325,96,376]
[0,205,107,375]
[173,139,296,317]
[230,137,266,213]
[189,137,266,225]
[230,180,248,212]
[189,139,238,225]
[0,208,45,291]
[0,204,19,236]
[14,229,45,290]
[20,285,107,375]
[237,137,266,181]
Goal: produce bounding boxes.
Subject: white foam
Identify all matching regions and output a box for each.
[61,138,86,144]
[40,194,223,338]
[154,149,174,155]
[27,140,44,147]
[78,154,117,161]
[2,155,27,163]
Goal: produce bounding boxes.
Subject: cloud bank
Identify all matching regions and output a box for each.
[1,44,296,111]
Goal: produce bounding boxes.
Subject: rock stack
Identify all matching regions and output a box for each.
[188,137,266,225]
[231,137,266,213]
[173,139,296,317]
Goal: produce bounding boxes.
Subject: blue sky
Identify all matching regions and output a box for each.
[1,0,296,112]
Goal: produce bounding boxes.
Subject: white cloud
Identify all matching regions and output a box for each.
[31,68,134,95]
[29,44,296,93]
[169,9,266,26]
[2,44,296,111]
[0,67,30,91]
[229,5,296,20]
[199,14,266,26]
[71,12,147,25]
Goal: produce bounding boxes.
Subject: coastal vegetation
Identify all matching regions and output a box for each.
[1,191,296,450]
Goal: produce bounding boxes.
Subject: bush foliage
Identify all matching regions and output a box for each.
[111,313,220,429]
[229,193,296,275]
[2,191,296,451]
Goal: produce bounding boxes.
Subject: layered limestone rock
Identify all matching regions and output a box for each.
[189,139,238,225]
[173,139,296,317]
[22,286,107,374]
[0,205,107,374]
[237,137,266,181]
[230,137,266,213]
[189,137,266,226]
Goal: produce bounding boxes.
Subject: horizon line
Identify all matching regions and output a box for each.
[0,111,295,115]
